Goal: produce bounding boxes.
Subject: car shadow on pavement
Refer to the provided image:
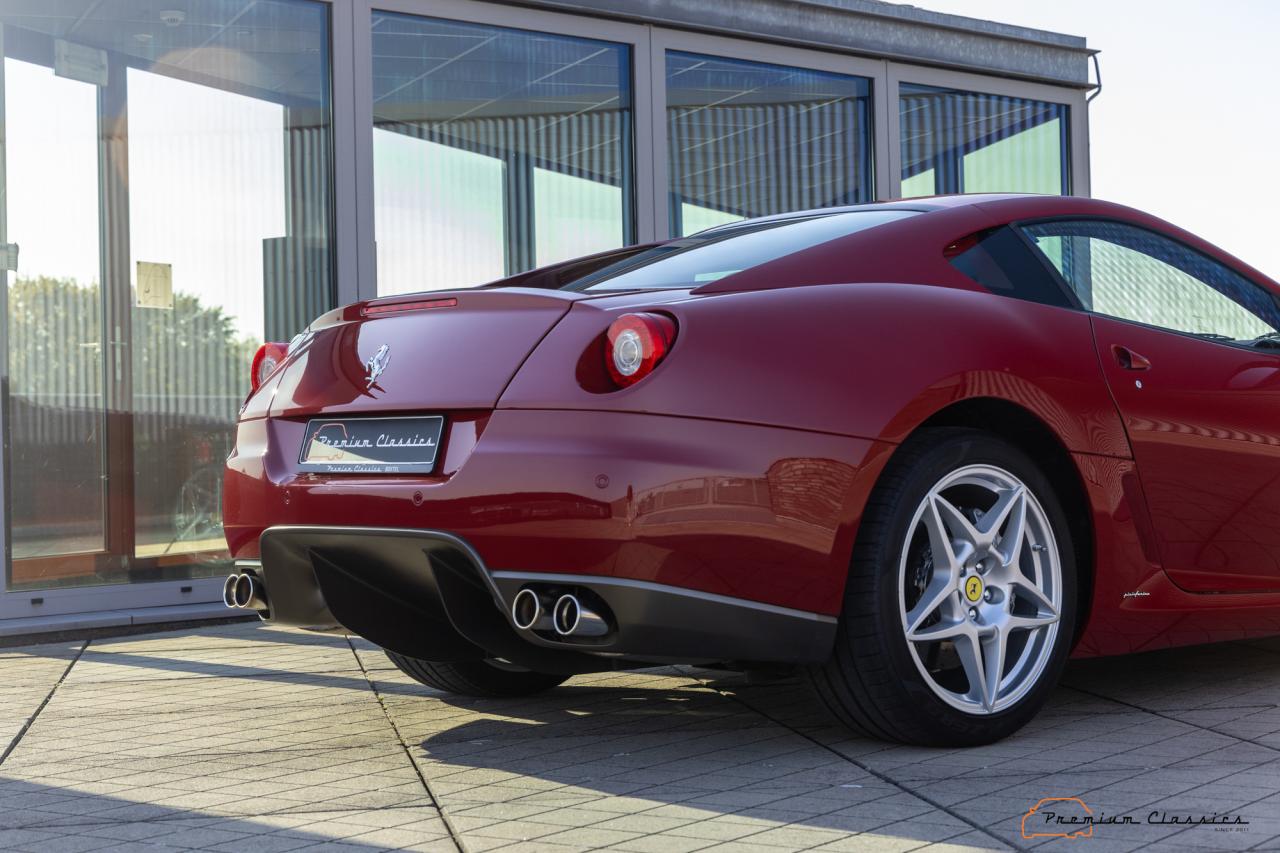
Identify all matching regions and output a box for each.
[404,640,1280,849]
[9,623,1280,849]
[0,777,447,849]
[62,642,439,698]
[410,674,989,848]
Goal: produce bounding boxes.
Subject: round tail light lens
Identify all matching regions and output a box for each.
[250,342,289,392]
[605,313,677,388]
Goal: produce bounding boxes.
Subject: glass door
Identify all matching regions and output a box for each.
[125,67,287,566]
[1,27,112,587]
[0,1,335,598]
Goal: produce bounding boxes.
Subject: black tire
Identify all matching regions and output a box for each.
[385,652,568,697]
[803,428,1078,746]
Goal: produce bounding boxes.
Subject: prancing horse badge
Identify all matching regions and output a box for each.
[365,344,390,387]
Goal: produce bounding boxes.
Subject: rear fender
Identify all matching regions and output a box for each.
[500,283,1130,618]
[499,282,1130,458]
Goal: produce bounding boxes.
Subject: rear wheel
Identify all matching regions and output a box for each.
[385,652,568,697]
[804,428,1077,746]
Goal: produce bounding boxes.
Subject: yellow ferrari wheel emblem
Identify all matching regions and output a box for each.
[964,576,984,603]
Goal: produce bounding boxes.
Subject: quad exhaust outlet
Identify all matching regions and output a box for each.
[552,593,609,637]
[510,587,610,638]
[511,588,549,631]
[223,573,268,611]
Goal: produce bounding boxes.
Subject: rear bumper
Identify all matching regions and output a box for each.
[226,408,886,615]
[243,525,836,668]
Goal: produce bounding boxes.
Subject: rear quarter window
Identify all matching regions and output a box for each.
[947,226,1075,309]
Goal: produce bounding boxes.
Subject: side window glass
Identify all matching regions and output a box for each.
[946,227,1073,309]
[1020,220,1280,341]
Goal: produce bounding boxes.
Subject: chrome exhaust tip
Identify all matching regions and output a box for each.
[552,594,609,637]
[511,588,542,631]
[232,572,268,611]
[552,594,580,635]
[222,574,240,609]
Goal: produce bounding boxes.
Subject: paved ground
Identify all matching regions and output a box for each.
[2,623,1280,852]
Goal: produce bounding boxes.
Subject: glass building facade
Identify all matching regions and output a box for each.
[1,1,333,605]
[899,83,1069,196]
[665,52,873,236]
[370,13,634,292]
[0,0,1091,627]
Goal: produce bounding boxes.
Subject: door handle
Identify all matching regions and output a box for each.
[1112,345,1151,371]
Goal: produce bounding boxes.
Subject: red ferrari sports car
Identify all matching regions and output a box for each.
[223,194,1280,746]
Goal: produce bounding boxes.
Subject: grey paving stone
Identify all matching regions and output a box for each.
[3,622,1280,852]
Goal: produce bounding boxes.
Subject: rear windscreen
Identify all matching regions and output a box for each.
[562,210,920,292]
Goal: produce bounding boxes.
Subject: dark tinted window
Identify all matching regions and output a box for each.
[564,210,919,291]
[947,227,1074,308]
[1020,220,1280,340]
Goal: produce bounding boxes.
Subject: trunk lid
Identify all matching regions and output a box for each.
[267,288,582,417]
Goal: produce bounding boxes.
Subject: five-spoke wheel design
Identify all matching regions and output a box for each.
[898,464,1061,715]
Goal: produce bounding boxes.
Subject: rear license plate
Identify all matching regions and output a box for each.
[299,415,444,474]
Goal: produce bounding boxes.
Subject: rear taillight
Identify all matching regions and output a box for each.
[605,313,677,388]
[250,342,289,392]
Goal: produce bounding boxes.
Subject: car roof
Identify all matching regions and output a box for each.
[689,193,1280,298]
[694,193,1113,236]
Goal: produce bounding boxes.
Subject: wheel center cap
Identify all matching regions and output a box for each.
[964,575,984,603]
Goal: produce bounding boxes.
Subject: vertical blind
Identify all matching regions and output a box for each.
[370,13,633,294]
[899,83,1068,196]
[666,51,873,236]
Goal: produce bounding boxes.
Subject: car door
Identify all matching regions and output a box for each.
[1018,218,1280,593]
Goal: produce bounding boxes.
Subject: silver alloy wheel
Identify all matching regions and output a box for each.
[897,464,1062,715]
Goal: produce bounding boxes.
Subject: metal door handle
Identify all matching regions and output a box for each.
[1112,345,1151,371]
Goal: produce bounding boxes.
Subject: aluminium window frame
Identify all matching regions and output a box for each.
[649,28,887,239]
[351,0,654,302]
[0,0,351,622]
[352,0,1092,300]
[887,62,1089,200]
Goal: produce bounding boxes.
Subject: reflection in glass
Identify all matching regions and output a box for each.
[371,13,633,295]
[4,59,106,569]
[374,132,505,292]
[680,203,742,235]
[127,69,286,561]
[899,83,1068,195]
[573,211,917,292]
[666,51,873,237]
[1,0,334,590]
[533,167,624,267]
